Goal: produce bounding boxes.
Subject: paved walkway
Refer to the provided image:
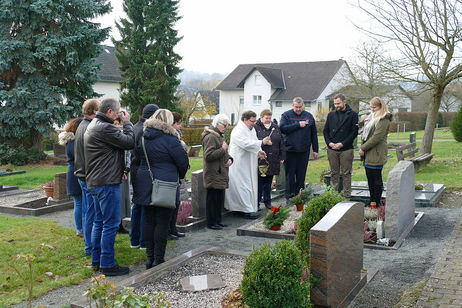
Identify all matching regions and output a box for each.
[416,211,462,307]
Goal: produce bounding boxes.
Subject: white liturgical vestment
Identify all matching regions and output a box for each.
[224,120,262,213]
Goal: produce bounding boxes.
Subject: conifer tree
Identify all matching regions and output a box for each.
[113,0,182,120]
[0,0,111,153]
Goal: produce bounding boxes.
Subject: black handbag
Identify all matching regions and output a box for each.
[142,137,178,208]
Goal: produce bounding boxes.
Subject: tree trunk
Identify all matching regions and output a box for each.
[30,128,44,154]
[421,89,443,154]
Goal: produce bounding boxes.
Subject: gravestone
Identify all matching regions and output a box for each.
[409,132,416,144]
[53,143,66,158]
[385,161,415,242]
[191,169,206,217]
[180,274,225,292]
[274,163,286,195]
[54,173,67,200]
[310,201,364,308]
[188,145,202,157]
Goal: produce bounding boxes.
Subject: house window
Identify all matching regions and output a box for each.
[276,101,282,107]
[253,95,262,105]
[239,97,244,105]
[255,75,262,86]
[304,101,311,108]
[231,113,235,125]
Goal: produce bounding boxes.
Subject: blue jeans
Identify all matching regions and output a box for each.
[89,184,121,269]
[78,179,95,255]
[73,195,83,234]
[130,203,145,248]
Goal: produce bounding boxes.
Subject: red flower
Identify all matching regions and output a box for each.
[271,205,281,215]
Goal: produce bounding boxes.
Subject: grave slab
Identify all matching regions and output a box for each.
[191,169,206,218]
[180,274,225,292]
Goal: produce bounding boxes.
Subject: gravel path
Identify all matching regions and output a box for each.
[7,191,462,308]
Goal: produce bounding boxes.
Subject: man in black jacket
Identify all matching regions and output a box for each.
[84,98,135,276]
[74,98,100,257]
[129,104,158,249]
[323,94,358,199]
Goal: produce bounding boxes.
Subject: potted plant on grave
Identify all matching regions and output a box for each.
[43,181,54,198]
[263,205,290,231]
[288,185,313,211]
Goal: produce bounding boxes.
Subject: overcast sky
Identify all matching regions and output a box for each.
[98,0,370,75]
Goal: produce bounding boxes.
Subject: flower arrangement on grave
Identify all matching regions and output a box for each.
[263,205,290,230]
[42,181,54,198]
[176,201,192,225]
[364,199,386,244]
[288,186,313,211]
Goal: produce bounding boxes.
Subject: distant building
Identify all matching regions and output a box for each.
[94,46,122,100]
[216,60,350,124]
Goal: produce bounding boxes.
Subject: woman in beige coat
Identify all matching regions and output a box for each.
[359,97,392,208]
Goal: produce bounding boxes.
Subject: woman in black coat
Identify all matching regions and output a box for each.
[254,109,285,209]
[59,118,83,237]
[133,109,189,269]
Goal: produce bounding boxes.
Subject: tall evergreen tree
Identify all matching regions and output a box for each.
[0,0,111,152]
[114,0,182,120]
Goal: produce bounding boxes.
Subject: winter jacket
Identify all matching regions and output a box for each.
[254,119,285,176]
[84,112,135,189]
[202,126,233,189]
[130,117,147,187]
[132,118,189,206]
[359,113,392,166]
[74,116,92,181]
[59,132,81,196]
[323,104,358,151]
[280,109,319,153]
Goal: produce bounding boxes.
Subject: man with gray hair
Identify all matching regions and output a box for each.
[84,98,135,276]
[202,114,233,230]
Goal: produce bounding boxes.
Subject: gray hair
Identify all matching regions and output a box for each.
[241,110,257,121]
[99,98,119,114]
[151,109,173,125]
[293,97,304,104]
[212,114,230,127]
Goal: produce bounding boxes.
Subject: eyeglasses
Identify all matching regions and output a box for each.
[248,119,256,123]
[218,122,229,128]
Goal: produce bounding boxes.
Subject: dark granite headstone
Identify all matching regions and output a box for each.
[191,169,206,218]
[409,132,416,144]
[53,144,66,158]
[310,201,364,308]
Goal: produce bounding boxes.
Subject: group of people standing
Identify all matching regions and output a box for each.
[202,94,392,228]
[59,93,391,276]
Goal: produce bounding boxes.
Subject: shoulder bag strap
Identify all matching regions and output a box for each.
[142,137,154,183]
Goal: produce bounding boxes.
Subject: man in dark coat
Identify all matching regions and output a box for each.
[84,98,135,276]
[74,98,100,257]
[323,94,358,198]
[129,104,158,249]
[202,114,233,230]
[280,97,319,200]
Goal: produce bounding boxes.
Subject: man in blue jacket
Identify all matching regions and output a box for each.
[280,97,319,200]
[323,94,358,199]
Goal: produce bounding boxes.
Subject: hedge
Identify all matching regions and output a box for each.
[182,126,235,146]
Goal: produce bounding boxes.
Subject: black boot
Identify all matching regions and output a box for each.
[146,257,154,270]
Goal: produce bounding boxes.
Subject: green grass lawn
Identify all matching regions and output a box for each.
[0,165,67,189]
[387,128,454,140]
[0,215,146,306]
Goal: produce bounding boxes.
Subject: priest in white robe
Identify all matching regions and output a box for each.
[225,111,271,218]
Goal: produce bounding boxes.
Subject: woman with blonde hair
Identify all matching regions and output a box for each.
[132,109,189,269]
[358,97,392,208]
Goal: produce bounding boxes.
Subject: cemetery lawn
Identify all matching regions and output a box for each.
[386,128,454,140]
[0,215,146,306]
[0,163,67,189]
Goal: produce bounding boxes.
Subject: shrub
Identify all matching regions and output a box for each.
[176,201,192,225]
[241,241,311,308]
[263,205,290,228]
[450,105,462,142]
[389,121,411,133]
[394,112,427,131]
[0,144,41,166]
[294,186,344,264]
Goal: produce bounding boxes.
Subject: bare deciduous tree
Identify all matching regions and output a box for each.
[356,0,462,153]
